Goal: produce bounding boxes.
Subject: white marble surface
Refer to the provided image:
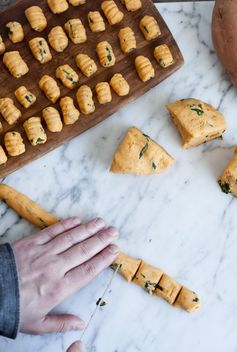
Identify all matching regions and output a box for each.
[1,1,237,352]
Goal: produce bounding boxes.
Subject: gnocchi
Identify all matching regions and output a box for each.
[135,55,155,82]
[96,41,116,67]
[0,35,6,55]
[4,132,25,157]
[101,1,124,25]
[0,98,21,125]
[112,252,141,282]
[68,0,86,5]
[25,6,47,32]
[76,85,95,115]
[14,86,36,109]
[154,44,174,68]
[42,107,63,133]
[0,146,7,165]
[3,51,29,78]
[6,21,24,43]
[88,11,105,32]
[154,274,182,304]
[56,64,79,89]
[174,287,201,312]
[76,53,97,78]
[110,73,130,96]
[23,117,47,146]
[48,26,69,53]
[121,0,142,11]
[133,261,163,295]
[29,37,52,64]
[64,19,87,44]
[140,15,161,41]
[39,75,61,103]
[59,96,80,125]
[218,149,237,197]
[118,27,136,54]
[47,0,69,14]
[95,82,112,105]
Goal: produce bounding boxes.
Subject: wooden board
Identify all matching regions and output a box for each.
[0,0,184,178]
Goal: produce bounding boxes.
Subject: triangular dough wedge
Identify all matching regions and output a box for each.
[110,127,175,176]
[166,98,227,148]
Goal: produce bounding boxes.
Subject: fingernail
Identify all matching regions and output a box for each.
[95,218,105,228]
[108,244,119,254]
[107,227,119,238]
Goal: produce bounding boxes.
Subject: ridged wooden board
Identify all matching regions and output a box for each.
[0,0,184,178]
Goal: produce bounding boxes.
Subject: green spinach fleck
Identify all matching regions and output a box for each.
[152,161,157,170]
[218,180,231,194]
[189,103,204,116]
[139,142,149,159]
[96,298,107,307]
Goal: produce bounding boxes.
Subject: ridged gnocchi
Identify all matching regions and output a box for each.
[6,21,24,43]
[39,75,61,103]
[42,107,63,133]
[23,117,47,146]
[64,19,87,44]
[47,0,69,14]
[0,35,6,55]
[56,64,79,89]
[121,0,142,11]
[76,54,97,78]
[14,86,36,109]
[3,51,29,78]
[96,82,112,105]
[88,11,106,32]
[25,6,47,32]
[154,44,174,68]
[0,98,21,125]
[135,55,155,82]
[68,0,86,5]
[140,15,161,41]
[96,41,116,67]
[0,146,7,165]
[118,27,136,54]
[110,73,130,96]
[29,37,52,64]
[4,132,26,157]
[101,1,124,25]
[48,26,68,52]
[0,122,3,133]
[59,96,80,125]
[76,85,95,115]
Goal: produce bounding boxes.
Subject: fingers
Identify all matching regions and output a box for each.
[35,217,81,245]
[36,314,85,334]
[61,227,119,272]
[67,341,85,352]
[46,218,106,254]
[65,244,119,294]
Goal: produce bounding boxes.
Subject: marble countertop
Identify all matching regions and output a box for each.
[1,1,237,352]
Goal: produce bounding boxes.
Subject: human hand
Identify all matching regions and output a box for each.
[13,217,119,335]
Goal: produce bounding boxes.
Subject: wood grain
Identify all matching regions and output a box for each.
[0,0,184,178]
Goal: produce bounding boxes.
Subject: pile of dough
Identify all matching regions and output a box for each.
[64,19,87,44]
[121,0,142,12]
[154,44,174,68]
[25,6,47,32]
[0,35,6,55]
[88,11,106,32]
[96,82,112,105]
[42,107,63,133]
[6,21,24,43]
[0,146,7,165]
[39,75,60,103]
[29,37,52,64]
[218,148,237,197]
[76,53,97,78]
[47,0,69,14]
[48,26,68,52]
[0,98,21,125]
[101,1,124,25]
[23,117,47,146]
[76,85,95,115]
[56,64,79,89]
[112,252,201,312]
[14,86,36,109]
[3,51,29,78]
[140,15,161,41]
[110,73,130,96]
[60,96,80,125]
[135,55,155,82]
[166,99,227,148]
[4,132,25,157]
[110,127,175,176]
[96,41,116,67]
[118,27,136,54]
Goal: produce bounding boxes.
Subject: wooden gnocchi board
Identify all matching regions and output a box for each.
[0,0,184,178]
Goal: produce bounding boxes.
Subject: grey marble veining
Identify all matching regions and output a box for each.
[0,1,237,352]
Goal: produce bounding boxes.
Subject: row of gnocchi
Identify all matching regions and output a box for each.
[0,72,130,165]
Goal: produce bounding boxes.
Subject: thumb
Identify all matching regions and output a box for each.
[67,341,85,352]
[38,314,85,334]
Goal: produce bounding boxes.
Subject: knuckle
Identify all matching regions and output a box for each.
[78,243,90,258]
[64,230,75,247]
[83,261,97,278]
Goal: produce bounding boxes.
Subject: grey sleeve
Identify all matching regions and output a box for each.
[0,243,20,339]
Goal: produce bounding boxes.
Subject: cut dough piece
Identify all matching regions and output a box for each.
[110,73,130,96]
[47,0,69,14]
[140,15,161,41]
[118,27,136,54]
[56,64,79,89]
[121,0,142,11]
[101,1,124,25]
[68,0,86,5]
[14,86,36,109]
[0,35,6,55]
[218,148,237,197]
[88,11,105,32]
[25,6,47,32]
[154,274,182,304]
[96,41,116,68]
[0,146,7,165]
[42,107,63,133]
[6,21,24,43]
[3,51,29,78]
[48,26,68,52]
[76,53,97,78]
[60,96,80,125]
[39,75,60,103]
[111,252,141,282]
[135,55,155,82]
[4,132,25,157]
[0,98,21,125]
[133,261,163,294]
[76,85,95,115]
[110,127,175,176]
[96,82,112,105]
[166,99,227,148]
[64,19,87,44]
[29,37,52,64]
[174,286,201,312]
[154,44,174,68]
[23,117,47,146]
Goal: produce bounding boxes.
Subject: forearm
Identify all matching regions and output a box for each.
[0,243,20,339]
